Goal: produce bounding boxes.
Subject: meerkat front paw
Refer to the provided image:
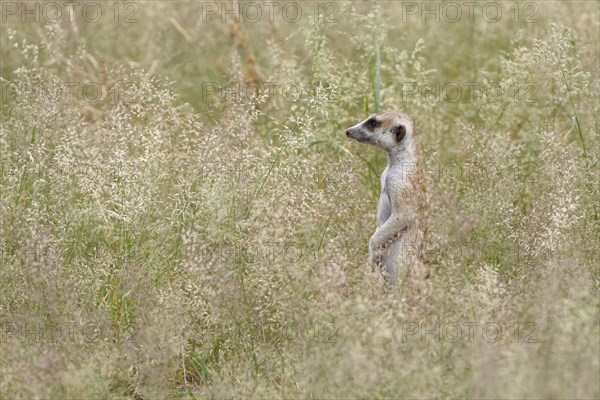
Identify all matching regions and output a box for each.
[367,258,377,272]
[368,244,379,272]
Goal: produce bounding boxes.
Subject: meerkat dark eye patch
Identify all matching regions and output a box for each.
[393,124,406,142]
[365,118,381,130]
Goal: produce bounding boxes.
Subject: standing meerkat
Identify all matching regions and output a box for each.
[346,110,430,284]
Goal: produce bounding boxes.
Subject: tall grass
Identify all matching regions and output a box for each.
[1,1,599,398]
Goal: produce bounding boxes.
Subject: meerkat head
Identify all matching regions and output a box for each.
[345,111,415,153]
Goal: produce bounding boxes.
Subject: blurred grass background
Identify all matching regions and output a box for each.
[0,1,599,398]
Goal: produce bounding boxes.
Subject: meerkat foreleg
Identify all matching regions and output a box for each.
[368,214,407,270]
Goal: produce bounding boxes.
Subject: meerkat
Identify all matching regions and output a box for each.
[346,110,430,284]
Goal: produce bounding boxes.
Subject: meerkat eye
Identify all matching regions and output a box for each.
[366,118,380,129]
[393,124,406,142]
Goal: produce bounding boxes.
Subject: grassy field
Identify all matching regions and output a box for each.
[1,1,599,398]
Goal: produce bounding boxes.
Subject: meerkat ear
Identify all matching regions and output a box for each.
[393,124,406,143]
